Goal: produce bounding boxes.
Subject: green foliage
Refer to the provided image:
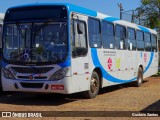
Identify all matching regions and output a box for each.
[138,0,160,29]
[142,0,152,5]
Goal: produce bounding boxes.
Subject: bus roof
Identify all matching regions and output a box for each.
[6,3,157,34]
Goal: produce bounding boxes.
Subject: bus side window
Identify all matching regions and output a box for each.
[151,34,157,52]
[144,32,151,51]
[136,30,144,51]
[72,20,87,57]
[127,28,136,50]
[102,21,115,49]
[115,25,126,50]
[88,18,101,48]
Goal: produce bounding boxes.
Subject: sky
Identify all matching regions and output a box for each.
[0,0,141,18]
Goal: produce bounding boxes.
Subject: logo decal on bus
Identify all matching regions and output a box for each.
[144,53,147,62]
[116,58,121,69]
[29,75,33,80]
[107,58,112,70]
[23,49,30,59]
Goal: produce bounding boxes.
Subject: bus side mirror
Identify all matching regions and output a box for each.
[77,22,83,34]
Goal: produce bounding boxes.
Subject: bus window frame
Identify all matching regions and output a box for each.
[127,27,137,51]
[72,19,88,58]
[136,30,145,51]
[101,20,115,49]
[151,34,158,52]
[144,32,152,52]
[88,17,102,48]
[115,24,127,50]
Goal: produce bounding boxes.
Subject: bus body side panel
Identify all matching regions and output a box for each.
[151,52,159,75]
[143,52,158,78]
[90,48,136,87]
[70,13,91,93]
[137,50,157,79]
[129,51,138,80]
[116,50,131,80]
[143,52,153,78]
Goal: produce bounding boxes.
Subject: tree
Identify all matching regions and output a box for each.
[135,0,160,29]
[135,0,160,64]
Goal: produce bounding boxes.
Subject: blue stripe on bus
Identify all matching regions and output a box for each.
[58,57,71,68]
[91,48,154,83]
[104,17,120,22]
[138,26,150,33]
[68,4,97,17]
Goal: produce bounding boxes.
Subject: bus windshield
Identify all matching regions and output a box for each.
[3,22,68,64]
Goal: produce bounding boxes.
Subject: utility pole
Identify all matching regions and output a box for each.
[117,3,123,19]
[131,10,135,23]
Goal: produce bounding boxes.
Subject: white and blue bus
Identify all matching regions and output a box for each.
[1,3,159,98]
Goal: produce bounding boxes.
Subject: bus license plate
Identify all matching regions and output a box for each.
[51,85,64,90]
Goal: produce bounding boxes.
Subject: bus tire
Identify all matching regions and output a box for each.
[83,71,100,99]
[135,67,143,87]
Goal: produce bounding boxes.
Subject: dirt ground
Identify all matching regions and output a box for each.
[0,77,160,120]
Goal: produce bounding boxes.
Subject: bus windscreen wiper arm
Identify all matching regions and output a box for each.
[34,20,52,36]
[16,23,25,39]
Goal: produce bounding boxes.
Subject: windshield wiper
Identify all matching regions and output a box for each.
[16,23,25,39]
[34,20,52,36]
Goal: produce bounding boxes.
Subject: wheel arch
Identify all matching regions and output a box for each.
[139,64,144,72]
[93,67,103,88]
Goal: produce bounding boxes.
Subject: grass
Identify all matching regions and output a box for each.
[152,71,160,77]
[157,71,160,76]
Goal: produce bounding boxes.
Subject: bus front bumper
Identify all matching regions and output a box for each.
[1,76,72,94]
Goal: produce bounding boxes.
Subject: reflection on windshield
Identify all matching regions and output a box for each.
[3,22,68,63]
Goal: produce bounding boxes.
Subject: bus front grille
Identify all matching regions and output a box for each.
[11,67,53,74]
[18,76,47,80]
[20,82,44,88]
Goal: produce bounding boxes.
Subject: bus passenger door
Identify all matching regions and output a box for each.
[70,14,90,92]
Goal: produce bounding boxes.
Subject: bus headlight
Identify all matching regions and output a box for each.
[2,68,15,79]
[49,67,69,80]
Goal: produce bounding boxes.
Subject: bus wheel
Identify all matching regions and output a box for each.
[135,67,143,87]
[83,71,100,99]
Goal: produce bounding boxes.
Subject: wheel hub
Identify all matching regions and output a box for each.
[90,78,98,93]
[138,77,142,84]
